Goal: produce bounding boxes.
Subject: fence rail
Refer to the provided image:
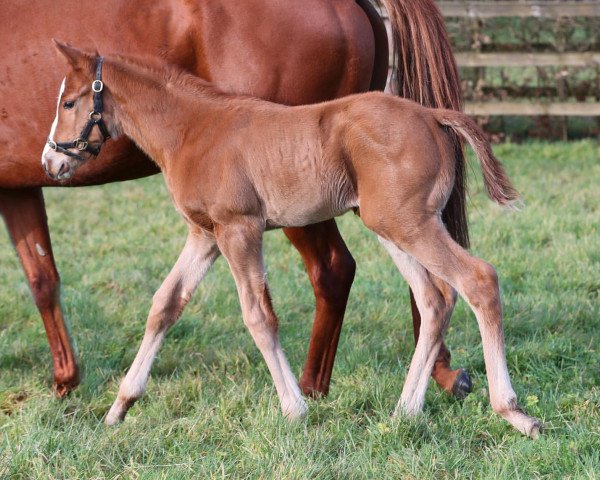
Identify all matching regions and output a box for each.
[465,102,600,116]
[454,52,600,68]
[380,1,600,121]
[437,1,600,19]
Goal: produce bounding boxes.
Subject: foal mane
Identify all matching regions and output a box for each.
[105,53,264,106]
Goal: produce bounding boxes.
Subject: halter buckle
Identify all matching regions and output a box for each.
[89,111,102,120]
[75,139,88,151]
[92,79,103,92]
[48,140,57,151]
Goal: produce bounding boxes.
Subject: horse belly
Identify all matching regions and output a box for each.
[260,169,357,228]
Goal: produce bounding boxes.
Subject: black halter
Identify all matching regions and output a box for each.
[48,57,111,160]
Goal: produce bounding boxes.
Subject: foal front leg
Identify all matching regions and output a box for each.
[217,221,307,419]
[106,230,220,425]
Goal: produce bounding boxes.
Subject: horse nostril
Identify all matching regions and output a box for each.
[57,161,67,177]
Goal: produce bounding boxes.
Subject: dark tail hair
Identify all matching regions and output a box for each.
[377,0,469,246]
[434,109,520,207]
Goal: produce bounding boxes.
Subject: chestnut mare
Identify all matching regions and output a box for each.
[43,44,540,438]
[1,0,470,398]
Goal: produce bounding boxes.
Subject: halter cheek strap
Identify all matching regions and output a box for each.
[47,57,111,160]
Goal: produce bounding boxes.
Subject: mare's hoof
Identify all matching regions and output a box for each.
[52,375,80,399]
[299,380,328,399]
[451,369,472,400]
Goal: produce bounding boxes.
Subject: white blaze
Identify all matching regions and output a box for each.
[41,77,66,165]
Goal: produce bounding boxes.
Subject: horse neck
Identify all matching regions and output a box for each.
[103,60,203,168]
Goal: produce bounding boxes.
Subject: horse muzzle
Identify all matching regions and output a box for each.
[42,148,77,181]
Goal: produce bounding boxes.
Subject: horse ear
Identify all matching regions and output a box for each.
[52,39,91,71]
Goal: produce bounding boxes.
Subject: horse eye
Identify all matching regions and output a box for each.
[63,100,75,110]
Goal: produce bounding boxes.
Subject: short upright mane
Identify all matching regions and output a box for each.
[105,53,263,104]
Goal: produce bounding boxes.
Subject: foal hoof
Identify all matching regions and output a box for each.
[527,419,542,440]
[105,398,132,426]
[282,398,308,421]
[451,369,472,400]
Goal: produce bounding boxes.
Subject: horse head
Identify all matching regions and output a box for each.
[42,40,113,181]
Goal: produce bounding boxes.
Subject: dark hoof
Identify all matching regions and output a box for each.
[451,368,472,400]
[52,373,80,399]
[299,379,328,399]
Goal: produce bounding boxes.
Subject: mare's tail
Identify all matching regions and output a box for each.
[378,0,469,246]
[434,109,521,208]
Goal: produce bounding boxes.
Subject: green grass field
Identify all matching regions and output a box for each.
[0,141,598,479]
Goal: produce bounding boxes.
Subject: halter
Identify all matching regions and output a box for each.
[47,57,111,160]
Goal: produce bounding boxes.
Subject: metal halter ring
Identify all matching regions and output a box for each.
[48,140,57,151]
[75,139,89,151]
[89,111,102,120]
[91,79,103,92]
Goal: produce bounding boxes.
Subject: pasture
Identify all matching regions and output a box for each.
[0,141,598,478]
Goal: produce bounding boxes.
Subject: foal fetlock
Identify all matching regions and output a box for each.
[492,398,542,439]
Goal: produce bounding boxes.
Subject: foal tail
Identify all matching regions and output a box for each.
[434,110,521,208]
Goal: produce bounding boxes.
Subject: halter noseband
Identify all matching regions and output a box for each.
[47,57,111,161]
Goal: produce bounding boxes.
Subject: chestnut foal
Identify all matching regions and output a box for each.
[43,43,541,437]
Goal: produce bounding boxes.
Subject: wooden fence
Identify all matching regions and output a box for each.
[381,1,600,127]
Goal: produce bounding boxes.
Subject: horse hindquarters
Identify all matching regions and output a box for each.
[382,218,540,438]
[356,145,539,436]
[375,0,471,397]
[0,188,79,396]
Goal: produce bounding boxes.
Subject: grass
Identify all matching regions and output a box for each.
[0,141,598,479]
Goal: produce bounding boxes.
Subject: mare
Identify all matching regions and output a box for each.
[43,43,541,438]
[0,0,469,398]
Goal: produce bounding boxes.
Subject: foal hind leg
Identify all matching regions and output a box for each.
[0,188,79,396]
[284,221,356,397]
[378,237,457,415]
[379,216,540,437]
[106,230,220,425]
[218,221,307,419]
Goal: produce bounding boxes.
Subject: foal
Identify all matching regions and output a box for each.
[43,42,541,438]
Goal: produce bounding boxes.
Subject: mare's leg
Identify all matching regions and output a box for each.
[219,221,307,419]
[283,221,355,397]
[0,187,79,396]
[378,237,457,414]
[106,230,219,425]
[372,215,540,437]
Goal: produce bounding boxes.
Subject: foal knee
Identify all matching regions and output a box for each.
[147,289,187,332]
